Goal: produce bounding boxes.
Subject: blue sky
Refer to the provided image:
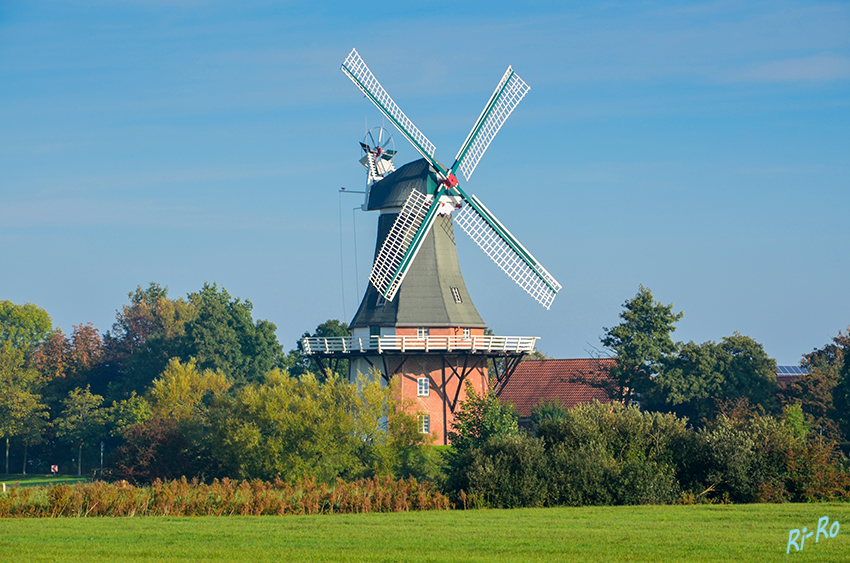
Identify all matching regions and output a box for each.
[1,1,848,364]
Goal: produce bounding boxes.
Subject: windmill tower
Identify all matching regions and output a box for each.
[302,49,561,444]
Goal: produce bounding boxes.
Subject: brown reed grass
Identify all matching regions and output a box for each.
[0,475,450,518]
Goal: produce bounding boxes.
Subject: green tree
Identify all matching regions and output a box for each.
[55,386,108,475]
[656,334,779,421]
[447,384,519,453]
[716,333,779,413]
[109,392,153,437]
[598,286,683,403]
[0,341,46,474]
[147,357,231,423]
[349,372,435,479]
[207,370,362,482]
[285,319,350,380]
[0,300,54,353]
[183,283,281,385]
[654,340,723,420]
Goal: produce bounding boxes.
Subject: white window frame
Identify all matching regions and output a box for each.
[417,377,430,397]
[417,327,429,339]
[462,327,471,339]
[418,414,430,434]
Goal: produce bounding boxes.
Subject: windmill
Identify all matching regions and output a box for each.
[301,49,556,444]
[359,126,396,185]
[341,48,561,309]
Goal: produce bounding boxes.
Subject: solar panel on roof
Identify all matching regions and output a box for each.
[776,365,807,375]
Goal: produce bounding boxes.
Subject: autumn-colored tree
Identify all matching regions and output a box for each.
[32,323,106,414]
[780,328,849,441]
[103,283,197,399]
[32,323,104,378]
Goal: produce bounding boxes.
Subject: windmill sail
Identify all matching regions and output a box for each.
[370,189,443,301]
[451,67,530,181]
[343,48,560,309]
[454,195,561,309]
[342,49,439,169]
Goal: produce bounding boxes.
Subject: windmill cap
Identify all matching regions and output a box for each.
[365,158,445,211]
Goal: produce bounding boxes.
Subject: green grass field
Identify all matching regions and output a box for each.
[0,503,847,562]
[0,474,88,487]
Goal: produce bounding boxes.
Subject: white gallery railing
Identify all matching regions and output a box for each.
[301,335,538,355]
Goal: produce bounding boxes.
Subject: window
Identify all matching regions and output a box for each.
[451,287,462,304]
[418,414,431,434]
[375,295,386,307]
[462,327,471,339]
[369,326,380,338]
[417,377,430,397]
[417,327,429,338]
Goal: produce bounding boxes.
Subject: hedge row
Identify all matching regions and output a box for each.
[446,402,850,508]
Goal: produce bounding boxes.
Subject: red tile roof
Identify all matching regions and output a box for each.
[499,358,616,417]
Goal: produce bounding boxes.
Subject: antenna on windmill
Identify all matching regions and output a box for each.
[342,48,561,309]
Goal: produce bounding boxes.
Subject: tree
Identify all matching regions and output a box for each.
[107,359,230,484]
[834,346,850,443]
[654,340,723,420]
[0,341,46,474]
[530,398,569,428]
[0,300,53,353]
[207,370,363,482]
[285,319,350,380]
[54,386,108,475]
[33,323,106,412]
[18,403,49,475]
[780,328,849,441]
[348,372,435,480]
[717,333,779,413]
[597,286,683,403]
[183,283,281,384]
[111,417,199,484]
[656,334,779,422]
[147,358,231,423]
[103,283,197,399]
[447,384,519,453]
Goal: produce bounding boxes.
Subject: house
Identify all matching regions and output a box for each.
[498,358,615,420]
[776,365,807,387]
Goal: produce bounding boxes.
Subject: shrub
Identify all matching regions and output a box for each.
[451,434,548,508]
[547,441,616,506]
[111,417,202,484]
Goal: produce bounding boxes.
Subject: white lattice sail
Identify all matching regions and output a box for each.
[455,196,561,309]
[369,190,438,301]
[342,49,437,164]
[453,67,530,181]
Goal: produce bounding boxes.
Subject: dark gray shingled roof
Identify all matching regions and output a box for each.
[351,160,486,329]
[365,158,440,211]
